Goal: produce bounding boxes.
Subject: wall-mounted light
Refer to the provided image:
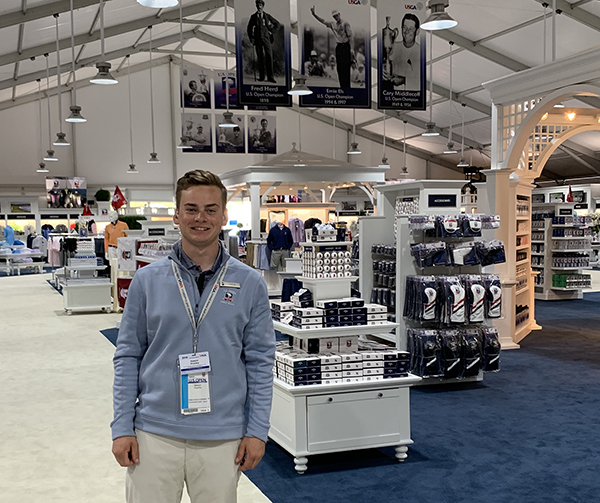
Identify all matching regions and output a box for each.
[566,112,576,121]
[541,112,549,121]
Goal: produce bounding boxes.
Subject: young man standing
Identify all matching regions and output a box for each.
[111,170,276,503]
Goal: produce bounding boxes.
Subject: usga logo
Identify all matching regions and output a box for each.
[348,0,369,5]
[406,3,424,9]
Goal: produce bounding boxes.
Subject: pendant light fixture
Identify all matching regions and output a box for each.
[457,102,469,167]
[421,0,458,31]
[219,0,236,128]
[288,75,312,96]
[36,79,50,173]
[90,0,118,85]
[400,120,409,177]
[347,109,361,155]
[422,31,439,137]
[380,110,389,167]
[52,14,70,146]
[137,0,178,8]
[126,56,138,173]
[66,0,86,122]
[147,26,160,163]
[177,0,189,149]
[43,55,58,162]
[444,41,457,154]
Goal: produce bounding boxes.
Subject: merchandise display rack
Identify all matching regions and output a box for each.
[269,274,420,474]
[532,203,592,301]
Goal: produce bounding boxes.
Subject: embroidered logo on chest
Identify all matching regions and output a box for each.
[222,291,236,305]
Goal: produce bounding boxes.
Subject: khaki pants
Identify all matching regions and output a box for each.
[270,249,290,271]
[126,429,241,503]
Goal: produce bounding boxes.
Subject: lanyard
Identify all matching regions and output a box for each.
[172,259,229,355]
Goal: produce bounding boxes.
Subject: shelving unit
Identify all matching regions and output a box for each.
[532,203,593,301]
[269,275,420,474]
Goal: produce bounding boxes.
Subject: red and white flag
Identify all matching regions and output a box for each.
[566,186,574,203]
[112,185,127,210]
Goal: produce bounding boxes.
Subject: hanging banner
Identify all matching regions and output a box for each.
[248,115,276,154]
[235,0,292,107]
[182,113,213,153]
[214,70,243,109]
[216,114,245,153]
[46,177,87,208]
[297,0,371,108]
[377,1,426,110]
[181,64,212,109]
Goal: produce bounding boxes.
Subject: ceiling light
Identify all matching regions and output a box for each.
[67,0,86,122]
[53,132,70,146]
[37,162,49,173]
[421,0,458,31]
[288,76,312,96]
[177,136,190,149]
[219,110,236,128]
[126,56,138,168]
[457,157,469,167]
[399,166,409,178]
[541,112,549,121]
[444,142,458,154]
[137,0,178,7]
[66,105,86,123]
[347,142,361,154]
[127,163,138,174]
[147,27,160,162]
[91,62,118,85]
[91,1,117,85]
[554,103,565,108]
[566,112,576,121]
[422,122,439,136]
[44,149,58,161]
[53,14,69,145]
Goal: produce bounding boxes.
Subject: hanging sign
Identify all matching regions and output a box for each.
[377,0,426,110]
[235,0,292,107]
[181,63,211,109]
[216,114,246,154]
[297,0,371,108]
[248,115,276,154]
[182,113,213,153]
[214,71,243,109]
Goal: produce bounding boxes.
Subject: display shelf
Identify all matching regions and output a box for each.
[273,374,420,394]
[516,244,530,250]
[65,265,106,271]
[531,252,544,256]
[531,240,545,244]
[273,320,398,339]
[516,286,529,295]
[552,224,588,228]
[551,267,586,271]
[135,255,160,263]
[551,236,591,240]
[514,322,530,341]
[516,258,529,266]
[516,216,530,221]
[551,286,591,291]
[551,249,590,253]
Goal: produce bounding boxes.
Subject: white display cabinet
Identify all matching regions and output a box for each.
[270,274,420,474]
[532,203,592,301]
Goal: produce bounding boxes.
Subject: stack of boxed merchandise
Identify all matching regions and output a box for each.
[274,342,410,386]
[271,301,294,322]
[315,297,366,327]
[302,245,353,279]
[68,240,100,267]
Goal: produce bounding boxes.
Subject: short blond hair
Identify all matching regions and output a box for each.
[176,170,227,209]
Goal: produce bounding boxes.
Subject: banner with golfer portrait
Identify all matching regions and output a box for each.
[181,63,211,109]
[235,0,292,107]
[248,115,276,154]
[297,0,371,108]
[182,113,213,153]
[377,1,426,110]
[216,114,246,153]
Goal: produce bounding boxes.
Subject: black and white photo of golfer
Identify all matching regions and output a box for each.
[248,115,276,154]
[181,113,213,153]
[297,0,371,108]
[234,0,292,106]
[180,64,211,109]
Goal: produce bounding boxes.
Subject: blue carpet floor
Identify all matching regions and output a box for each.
[101,328,119,346]
[0,265,53,278]
[101,294,600,502]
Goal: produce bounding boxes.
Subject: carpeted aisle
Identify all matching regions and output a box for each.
[245,293,600,503]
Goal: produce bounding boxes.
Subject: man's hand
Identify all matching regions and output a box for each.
[112,436,140,467]
[235,437,266,472]
[310,5,316,15]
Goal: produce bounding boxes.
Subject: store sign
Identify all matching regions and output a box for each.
[428,194,457,208]
[7,214,31,220]
[148,228,166,236]
[559,208,573,215]
[574,203,588,210]
[339,211,360,216]
[41,214,63,219]
[70,214,81,219]
[0,215,4,219]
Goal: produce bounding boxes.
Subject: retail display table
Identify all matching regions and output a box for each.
[269,374,421,474]
[62,280,113,314]
[0,253,45,275]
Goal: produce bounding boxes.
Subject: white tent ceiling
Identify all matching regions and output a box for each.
[1,0,600,182]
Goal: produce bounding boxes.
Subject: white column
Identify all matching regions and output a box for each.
[248,182,261,238]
